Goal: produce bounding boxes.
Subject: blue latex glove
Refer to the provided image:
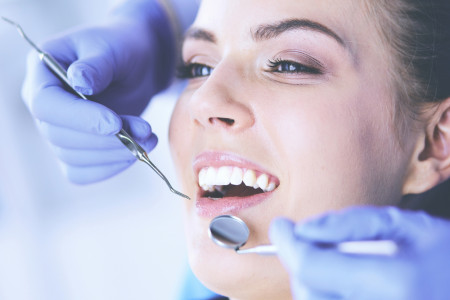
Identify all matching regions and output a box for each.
[270,206,450,300]
[21,0,176,184]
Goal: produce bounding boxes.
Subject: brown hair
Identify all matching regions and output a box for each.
[365,0,450,130]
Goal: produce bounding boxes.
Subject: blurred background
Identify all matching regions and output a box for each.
[0,0,189,299]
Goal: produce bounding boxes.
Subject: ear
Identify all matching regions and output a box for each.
[403,97,450,195]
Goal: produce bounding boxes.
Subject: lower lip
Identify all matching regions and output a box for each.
[195,191,274,217]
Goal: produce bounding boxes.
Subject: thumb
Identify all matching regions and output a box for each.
[67,54,115,95]
[269,218,302,272]
[120,115,159,153]
[294,206,430,244]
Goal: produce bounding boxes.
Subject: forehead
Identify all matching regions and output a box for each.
[194,0,364,42]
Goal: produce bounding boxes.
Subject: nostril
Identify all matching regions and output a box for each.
[219,118,235,125]
[209,117,235,126]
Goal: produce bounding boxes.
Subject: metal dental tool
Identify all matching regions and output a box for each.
[2,16,190,200]
[209,215,398,256]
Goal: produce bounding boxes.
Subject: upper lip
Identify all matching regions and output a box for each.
[192,151,280,183]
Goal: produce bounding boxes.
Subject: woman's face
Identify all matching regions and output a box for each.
[169,0,417,298]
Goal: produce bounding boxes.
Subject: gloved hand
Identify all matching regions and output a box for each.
[270,206,450,300]
[21,0,176,184]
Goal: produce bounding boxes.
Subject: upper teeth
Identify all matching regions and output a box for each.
[198,166,277,192]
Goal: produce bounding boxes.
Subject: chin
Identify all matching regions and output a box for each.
[184,209,292,300]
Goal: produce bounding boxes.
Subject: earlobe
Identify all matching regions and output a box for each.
[403,99,450,195]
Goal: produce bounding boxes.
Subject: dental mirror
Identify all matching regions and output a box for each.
[209,215,277,254]
[209,215,250,250]
[209,215,398,256]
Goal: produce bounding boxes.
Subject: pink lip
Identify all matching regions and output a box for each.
[192,151,279,217]
[195,192,275,217]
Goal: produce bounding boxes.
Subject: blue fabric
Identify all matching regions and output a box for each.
[177,264,223,300]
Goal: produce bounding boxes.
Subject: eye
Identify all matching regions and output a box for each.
[176,63,214,79]
[267,59,322,75]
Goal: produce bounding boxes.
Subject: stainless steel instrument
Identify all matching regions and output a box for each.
[2,16,190,200]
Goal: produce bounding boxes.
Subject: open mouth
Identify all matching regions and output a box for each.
[198,166,279,199]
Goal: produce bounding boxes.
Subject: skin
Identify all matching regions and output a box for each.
[168,0,425,299]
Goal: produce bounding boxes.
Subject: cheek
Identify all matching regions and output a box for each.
[169,92,197,220]
[257,85,404,216]
[169,93,192,181]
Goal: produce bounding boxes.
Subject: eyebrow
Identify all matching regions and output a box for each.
[252,18,345,46]
[184,18,345,48]
[185,27,217,43]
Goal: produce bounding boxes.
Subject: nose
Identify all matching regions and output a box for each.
[188,63,254,132]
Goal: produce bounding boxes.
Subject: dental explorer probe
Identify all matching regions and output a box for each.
[209,215,399,256]
[2,16,190,200]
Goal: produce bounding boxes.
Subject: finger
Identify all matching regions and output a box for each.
[120,115,159,152]
[22,51,64,110]
[270,218,408,298]
[269,219,313,300]
[61,161,133,184]
[67,54,114,96]
[269,220,342,296]
[38,122,124,150]
[270,218,323,289]
[40,34,78,68]
[294,206,430,244]
[120,115,154,142]
[22,48,121,135]
[269,218,300,272]
[60,129,159,184]
[23,37,78,106]
[53,147,135,166]
[38,115,155,150]
[40,30,115,96]
[32,85,121,134]
[53,134,157,166]
[287,241,405,297]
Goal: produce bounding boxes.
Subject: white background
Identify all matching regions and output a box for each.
[0,0,189,299]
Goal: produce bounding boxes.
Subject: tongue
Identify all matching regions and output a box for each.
[225,184,263,197]
[204,183,264,199]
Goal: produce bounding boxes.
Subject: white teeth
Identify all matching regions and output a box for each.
[267,182,276,192]
[201,185,214,192]
[256,174,269,191]
[198,168,207,187]
[243,169,257,187]
[230,167,243,185]
[205,167,217,185]
[216,166,233,185]
[197,166,278,193]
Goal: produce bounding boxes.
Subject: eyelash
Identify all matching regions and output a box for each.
[267,58,323,75]
[176,63,213,79]
[176,59,323,79]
